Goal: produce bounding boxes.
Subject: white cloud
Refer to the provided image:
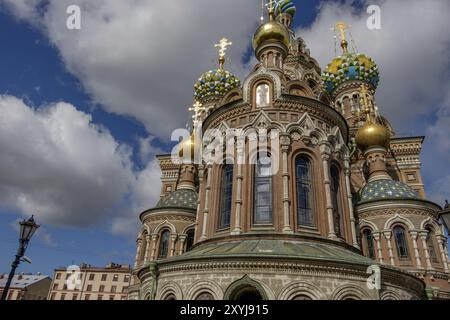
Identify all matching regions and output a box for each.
[0,95,160,232]
[299,0,450,203]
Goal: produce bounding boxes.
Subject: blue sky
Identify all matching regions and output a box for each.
[0,0,449,276]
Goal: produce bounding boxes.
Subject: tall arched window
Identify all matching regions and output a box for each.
[254,155,273,225]
[362,229,376,259]
[158,230,170,259]
[425,227,438,262]
[393,226,409,259]
[296,156,315,227]
[330,166,344,237]
[256,83,270,108]
[185,229,195,252]
[219,164,234,229]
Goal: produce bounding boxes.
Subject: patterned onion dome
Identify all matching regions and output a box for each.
[322,53,380,94]
[359,179,418,204]
[275,0,297,17]
[156,189,198,211]
[194,69,240,101]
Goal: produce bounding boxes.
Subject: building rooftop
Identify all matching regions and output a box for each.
[0,274,50,289]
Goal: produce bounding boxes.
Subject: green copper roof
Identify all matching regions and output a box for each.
[169,239,374,265]
[156,189,198,210]
[359,179,418,204]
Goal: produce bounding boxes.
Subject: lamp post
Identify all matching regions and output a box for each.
[0,215,40,300]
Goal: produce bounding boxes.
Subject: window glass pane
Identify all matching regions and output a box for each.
[394,227,409,259]
[256,84,270,108]
[296,157,315,227]
[363,229,376,259]
[330,166,343,236]
[426,228,437,261]
[254,156,272,225]
[158,230,170,259]
[219,164,233,229]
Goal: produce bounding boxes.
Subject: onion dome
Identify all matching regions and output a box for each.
[355,121,391,152]
[156,189,198,211]
[275,0,297,18]
[322,53,380,94]
[194,69,240,102]
[359,179,418,204]
[252,20,291,51]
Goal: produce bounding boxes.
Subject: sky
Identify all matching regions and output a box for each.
[0,0,449,276]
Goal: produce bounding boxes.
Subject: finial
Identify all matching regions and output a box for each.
[333,21,350,54]
[215,38,232,69]
[265,0,278,21]
[188,101,205,128]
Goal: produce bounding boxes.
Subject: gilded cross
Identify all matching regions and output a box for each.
[215,38,232,69]
[333,21,350,54]
[188,101,205,127]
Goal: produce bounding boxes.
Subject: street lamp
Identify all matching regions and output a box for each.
[0,215,40,300]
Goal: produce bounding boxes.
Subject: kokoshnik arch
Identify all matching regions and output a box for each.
[127,0,450,300]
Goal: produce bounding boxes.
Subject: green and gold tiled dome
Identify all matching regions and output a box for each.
[156,189,198,211]
[359,179,418,204]
[322,53,379,94]
[194,69,240,102]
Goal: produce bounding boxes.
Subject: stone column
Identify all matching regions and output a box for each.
[419,231,433,270]
[320,143,336,239]
[134,238,142,267]
[143,234,151,262]
[409,231,423,269]
[373,232,384,264]
[178,235,187,255]
[344,155,359,248]
[232,140,244,235]
[383,231,395,266]
[281,135,293,234]
[169,234,177,257]
[436,235,450,273]
[150,234,159,261]
[200,165,212,241]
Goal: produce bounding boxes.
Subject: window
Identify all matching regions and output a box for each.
[296,156,315,227]
[393,226,409,259]
[87,284,92,291]
[50,293,56,300]
[63,284,67,290]
[330,166,344,237]
[185,229,195,252]
[56,273,61,280]
[113,274,119,282]
[407,173,416,181]
[158,230,170,259]
[109,295,115,300]
[196,292,215,300]
[53,283,58,290]
[60,293,66,300]
[65,274,70,280]
[362,229,376,259]
[84,294,90,300]
[111,286,117,293]
[426,227,438,262]
[101,274,107,281]
[256,84,270,108]
[99,285,105,293]
[89,274,95,281]
[164,293,176,300]
[97,295,103,300]
[254,155,273,225]
[124,275,130,283]
[72,294,78,300]
[219,164,234,229]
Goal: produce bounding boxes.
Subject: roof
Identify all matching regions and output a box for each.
[155,189,198,211]
[163,239,375,266]
[0,274,50,289]
[359,179,419,204]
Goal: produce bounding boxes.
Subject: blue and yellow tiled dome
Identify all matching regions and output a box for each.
[359,179,418,204]
[194,69,240,102]
[275,0,297,18]
[156,189,198,211]
[322,53,380,94]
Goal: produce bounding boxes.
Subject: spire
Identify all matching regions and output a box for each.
[334,21,350,54]
[215,38,232,70]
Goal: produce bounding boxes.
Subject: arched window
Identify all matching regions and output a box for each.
[425,227,438,262]
[163,293,176,300]
[296,156,315,227]
[256,83,270,108]
[185,229,195,252]
[139,233,148,262]
[362,229,376,259]
[195,292,215,300]
[393,226,409,259]
[254,155,273,225]
[158,230,170,259]
[292,295,312,300]
[330,166,344,237]
[219,164,234,229]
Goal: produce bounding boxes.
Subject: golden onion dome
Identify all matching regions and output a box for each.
[355,122,391,152]
[252,20,290,50]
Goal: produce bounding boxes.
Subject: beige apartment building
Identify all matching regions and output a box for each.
[48,263,131,300]
[0,273,51,300]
